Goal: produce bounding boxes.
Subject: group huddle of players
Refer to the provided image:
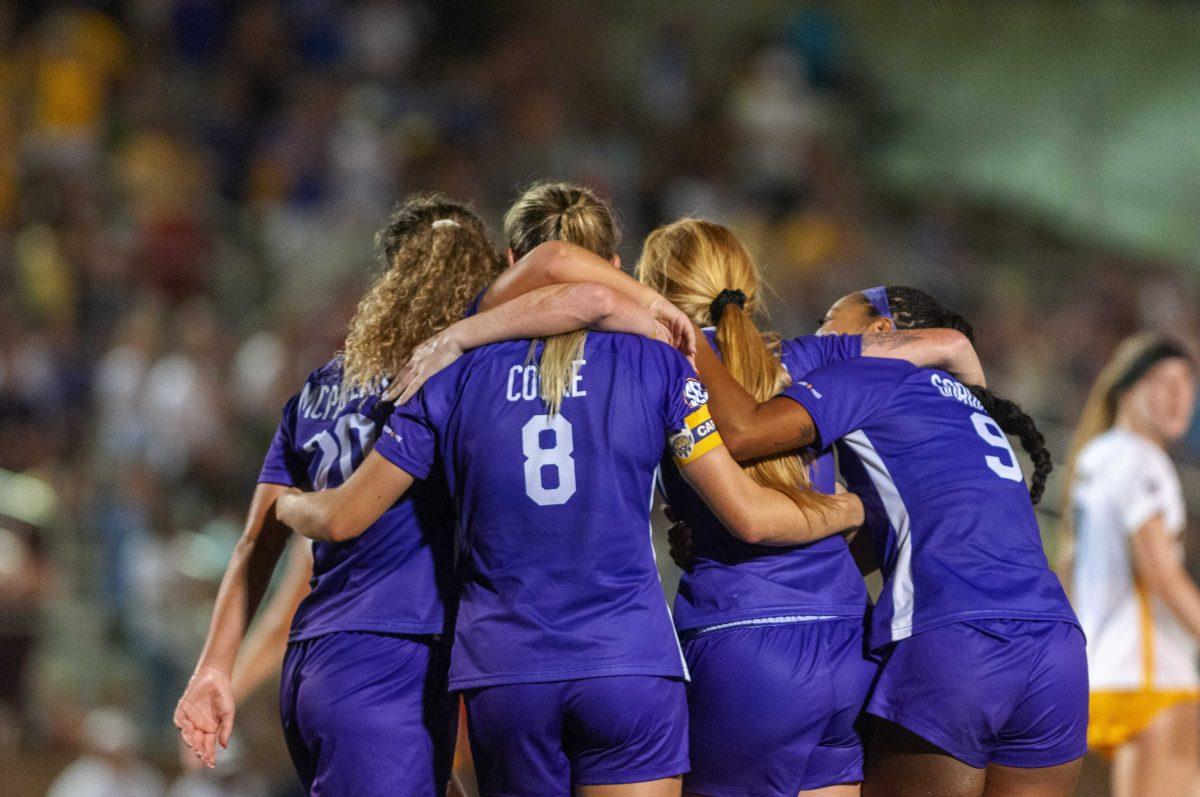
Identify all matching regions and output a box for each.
[174,182,1088,797]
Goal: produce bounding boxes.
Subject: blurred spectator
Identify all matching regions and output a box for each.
[46,708,165,797]
[0,518,53,747]
[168,737,266,797]
[729,45,825,208]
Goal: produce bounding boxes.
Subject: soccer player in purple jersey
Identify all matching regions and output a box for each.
[272,184,866,797]
[637,219,875,797]
[389,227,994,796]
[273,308,866,797]
[173,194,687,796]
[636,220,1003,797]
[691,286,1086,797]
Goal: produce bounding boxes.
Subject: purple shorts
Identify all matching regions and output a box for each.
[280,632,455,796]
[681,618,876,796]
[464,675,689,795]
[866,619,1089,769]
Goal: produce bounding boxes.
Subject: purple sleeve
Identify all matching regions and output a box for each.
[649,343,707,433]
[463,289,487,318]
[779,358,904,448]
[258,395,307,487]
[374,394,438,480]
[646,341,723,467]
[780,334,862,378]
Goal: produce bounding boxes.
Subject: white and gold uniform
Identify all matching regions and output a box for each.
[1072,427,1197,754]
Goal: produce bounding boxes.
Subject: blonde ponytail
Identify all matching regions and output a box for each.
[637,218,834,515]
[503,182,619,415]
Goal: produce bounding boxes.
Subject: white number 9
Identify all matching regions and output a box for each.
[970,412,1023,482]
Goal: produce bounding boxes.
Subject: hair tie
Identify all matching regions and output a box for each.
[862,286,893,320]
[1112,340,1192,396]
[710,289,747,325]
[431,219,460,230]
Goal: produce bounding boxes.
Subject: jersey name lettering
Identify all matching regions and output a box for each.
[930,373,983,411]
[506,359,588,402]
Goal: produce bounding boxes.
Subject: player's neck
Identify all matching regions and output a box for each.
[1114,411,1167,450]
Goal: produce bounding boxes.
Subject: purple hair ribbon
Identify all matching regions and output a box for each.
[862,286,892,319]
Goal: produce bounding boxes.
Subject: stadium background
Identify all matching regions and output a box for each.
[1,1,1197,794]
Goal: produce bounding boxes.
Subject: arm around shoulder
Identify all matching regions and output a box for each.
[276,452,416,543]
[679,444,862,546]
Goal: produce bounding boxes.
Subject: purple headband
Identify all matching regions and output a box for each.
[862,286,892,320]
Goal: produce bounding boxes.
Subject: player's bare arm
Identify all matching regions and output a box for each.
[694,327,984,462]
[484,240,695,356]
[678,443,862,546]
[387,282,677,404]
[231,539,313,703]
[667,406,859,545]
[691,336,819,460]
[276,451,415,544]
[175,481,293,767]
[1132,513,1200,641]
[861,328,986,387]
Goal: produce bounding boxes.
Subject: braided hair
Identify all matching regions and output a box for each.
[864,286,1052,505]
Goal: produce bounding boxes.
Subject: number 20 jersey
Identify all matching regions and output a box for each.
[375,333,706,691]
[258,356,455,642]
[780,358,1078,651]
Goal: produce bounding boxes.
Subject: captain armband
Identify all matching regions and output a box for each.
[669,405,723,466]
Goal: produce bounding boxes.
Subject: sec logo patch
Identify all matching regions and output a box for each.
[684,378,708,408]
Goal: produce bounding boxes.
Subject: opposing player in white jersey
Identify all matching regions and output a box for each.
[1067,333,1199,797]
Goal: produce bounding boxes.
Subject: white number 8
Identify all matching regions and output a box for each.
[522,414,577,505]
[970,412,1023,482]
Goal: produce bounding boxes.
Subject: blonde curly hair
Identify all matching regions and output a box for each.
[342,194,503,391]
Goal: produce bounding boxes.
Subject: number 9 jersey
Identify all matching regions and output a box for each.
[376,332,706,691]
[780,358,1078,651]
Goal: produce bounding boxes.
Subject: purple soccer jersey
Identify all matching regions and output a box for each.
[662,332,869,632]
[258,356,454,640]
[780,358,1078,650]
[374,332,708,690]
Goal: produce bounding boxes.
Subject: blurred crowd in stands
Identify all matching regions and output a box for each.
[0,2,1196,793]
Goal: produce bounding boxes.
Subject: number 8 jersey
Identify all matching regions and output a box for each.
[780,358,1078,651]
[376,333,705,691]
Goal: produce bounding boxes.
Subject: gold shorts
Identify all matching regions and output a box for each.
[1088,689,1200,756]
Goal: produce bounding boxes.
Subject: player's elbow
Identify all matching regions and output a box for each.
[323,512,363,544]
[722,506,775,545]
[535,240,579,281]
[943,328,973,361]
[291,504,353,544]
[565,282,617,325]
[719,426,757,463]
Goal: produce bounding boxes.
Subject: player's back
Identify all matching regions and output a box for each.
[398,332,693,690]
[260,356,454,641]
[664,331,868,632]
[783,357,1077,650]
